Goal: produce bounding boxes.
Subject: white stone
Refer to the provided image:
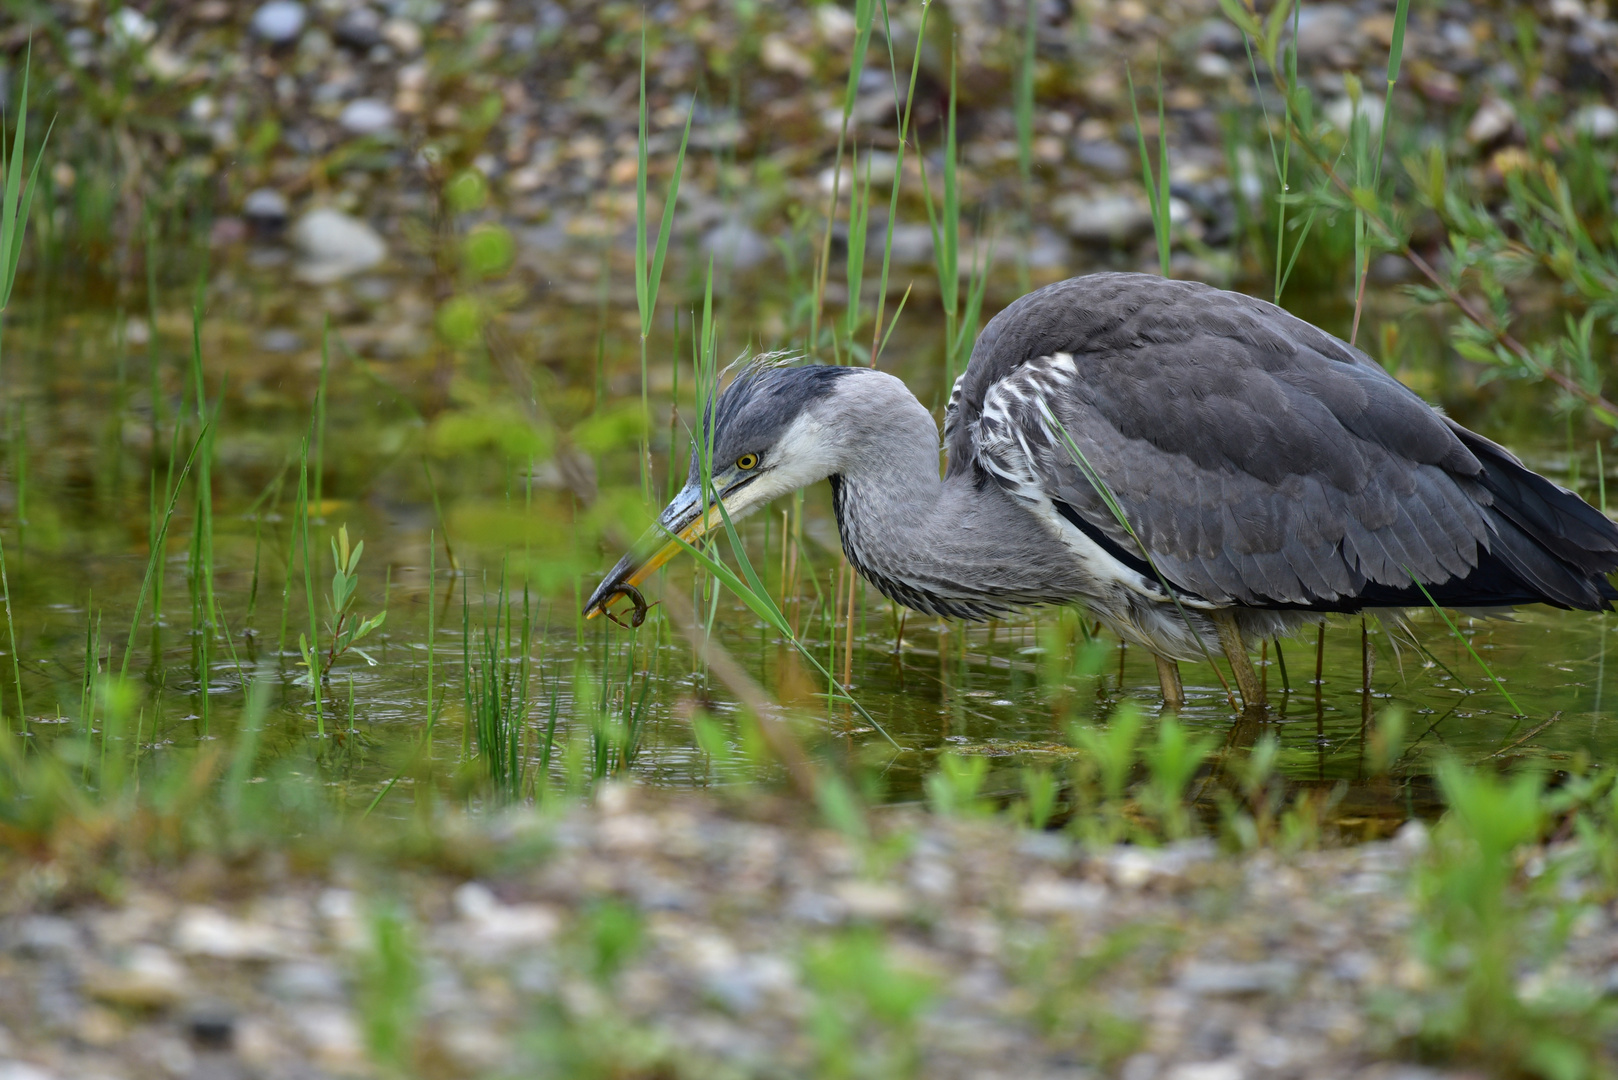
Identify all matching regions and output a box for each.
[1018,876,1108,915]
[290,208,387,283]
[1574,103,1618,140]
[251,1,307,43]
[1055,191,1154,246]
[453,882,559,950]
[174,906,290,960]
[338,98,395,136]
[1467,97,1517,145]
[86,944,189,1008]
[1325,94,1384,137]
[381,18,423,54]
[244,187,290,222]
[760,34,812,78]
[106,7,156,47]
[0,1062,60,1080]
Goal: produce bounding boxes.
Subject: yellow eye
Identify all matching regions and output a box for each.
[736,453,759,470]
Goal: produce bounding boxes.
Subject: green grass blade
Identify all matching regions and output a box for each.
[645,93,697,336]
[118,427,208,681]
[1404,569,1523,715]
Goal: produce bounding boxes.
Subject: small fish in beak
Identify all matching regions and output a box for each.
[583,479,735,623]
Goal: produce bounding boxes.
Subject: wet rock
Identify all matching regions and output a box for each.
[86,944,188,1008]
[290,208,388,283]
[250,1,307,45]
[1467,97,1518,146]
[1055,191,1154,247]
[338,98,395,136]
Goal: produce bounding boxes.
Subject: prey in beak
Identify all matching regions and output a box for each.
[583,463,760,625]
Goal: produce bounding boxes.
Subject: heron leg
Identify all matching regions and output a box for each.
[1154,653,1184,710]
[1211,610,1265,711]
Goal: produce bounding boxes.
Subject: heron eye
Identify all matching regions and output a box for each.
[736,453,759,470]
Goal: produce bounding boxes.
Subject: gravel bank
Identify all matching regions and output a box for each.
[0,784,1550,1080]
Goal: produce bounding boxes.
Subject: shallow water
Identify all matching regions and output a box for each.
[3,261,1613,820]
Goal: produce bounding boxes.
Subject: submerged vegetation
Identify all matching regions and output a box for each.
[3,0,1618,1074]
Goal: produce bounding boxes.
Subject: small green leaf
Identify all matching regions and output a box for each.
[462,224,514,277]
[444,169,488,213]
[435,296,484,349]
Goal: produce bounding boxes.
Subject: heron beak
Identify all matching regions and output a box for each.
[583,479,738,622]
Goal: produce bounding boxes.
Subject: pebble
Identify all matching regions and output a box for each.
[290,208,388,283]
[334,7,384,50]
[250,1,307,44]
[1055,192,1155,247]
[0,1063,59,1080]
[243,187,290,227]
[452,882,560,951]
[86,944,188,1008]
[338,98,395,136]
[1178,959,1299,997]
[380,17,423,54]
[11,917,80,957]
[265,959,345,1001]
[173,906,292,960]
[105,7,156,47]
[701,220,772,271]
[1574,103,1618,140]
[1467,97,1518,146]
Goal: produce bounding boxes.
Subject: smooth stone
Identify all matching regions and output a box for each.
[1072,139,1134,178]
[334,7,384,50]
[265,959,345,1002]
[173,906,290,960]
[1574,103,1618,140]
[250,1,307,44]
[1055,192,1154,246]
[86,944,189,1008]
[338,98,395,136]
[702,220,772,271]
[1467,97,1517,146]
[243,187,290,225]
[106,7,157,47]
[11,916,80,957]
[1178,959,1299,996]
[290,208,388,283]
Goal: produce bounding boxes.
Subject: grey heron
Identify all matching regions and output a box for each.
[585,273,1618,711]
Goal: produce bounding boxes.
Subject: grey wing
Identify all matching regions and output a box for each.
[962,275,1507,608]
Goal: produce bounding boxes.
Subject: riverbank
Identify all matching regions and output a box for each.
[2,782,1607,1080]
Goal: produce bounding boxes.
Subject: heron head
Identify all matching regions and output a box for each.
[584,362,857,622]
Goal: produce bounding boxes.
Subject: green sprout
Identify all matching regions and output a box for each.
[300,525,387,682]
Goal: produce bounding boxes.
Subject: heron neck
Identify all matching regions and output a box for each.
[822,374,1049,618]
